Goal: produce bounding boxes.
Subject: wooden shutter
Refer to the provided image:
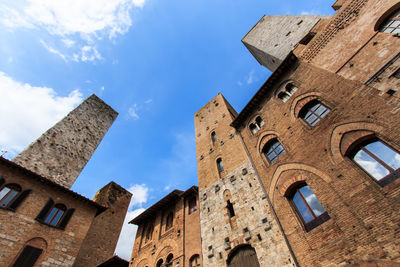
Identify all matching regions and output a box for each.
[58,208,75,230]
[8,190,31,211]
[36,198,54,222]
[12,245,42,267]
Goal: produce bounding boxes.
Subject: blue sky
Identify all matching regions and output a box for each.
[0,0,335,260]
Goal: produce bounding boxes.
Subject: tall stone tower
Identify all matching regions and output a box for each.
[75,182,132,267]
[194,93,295,266]
[12,94,118,188]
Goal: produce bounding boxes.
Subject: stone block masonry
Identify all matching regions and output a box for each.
[12,94,118,188]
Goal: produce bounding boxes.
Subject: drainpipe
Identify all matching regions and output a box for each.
[236,130,300,267]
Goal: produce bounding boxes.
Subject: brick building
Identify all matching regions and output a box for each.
[195,0,400,266]
[129,186,202,267]
[0,95,132,266]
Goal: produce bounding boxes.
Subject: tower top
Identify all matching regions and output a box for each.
[12,94,118,188]
[242,15,330,71]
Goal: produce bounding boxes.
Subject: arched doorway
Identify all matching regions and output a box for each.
[227,244,260,267]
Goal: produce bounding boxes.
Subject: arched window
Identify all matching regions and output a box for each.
[262,139,285,163]
[216,158,224,172]
[227,200,235,218]
[288,184,330,231]
[189,254,201,267]
[379,9,400,33]
[0,184,21,208]
[166,253,173,267]
[278,82,298,102]
[165,212,173,230]
[299,100,330,126]
[249,116,264,134]
[36,199,75,229]
[156,259,164,267]
[350,139,400,186]
[211,131,217,144]
[13,245,43,267]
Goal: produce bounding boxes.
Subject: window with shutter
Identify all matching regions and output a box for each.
[12,245,42,267]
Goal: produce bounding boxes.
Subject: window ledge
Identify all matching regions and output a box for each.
[35,218,64,230]
[304,212,330,232]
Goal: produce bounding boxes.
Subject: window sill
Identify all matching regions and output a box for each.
[377,169,400,187]
[304,212,330,232]
[35,218,64,230]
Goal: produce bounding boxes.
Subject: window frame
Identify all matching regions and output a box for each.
[378,8,400,34]
[299,99,330,127]
[262,138,286,164]
[0,184,21,209]
[188,197,197,215]
[165,211,174,231]
[348,138,400,186]
[287,183,330,232]
[189,254,201,267]
[216,158,224,172]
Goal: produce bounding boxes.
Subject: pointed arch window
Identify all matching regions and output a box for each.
[299,100,330,126]
[262,139,286,163]
[350,139,400,186]
[379,9,400,34]
[288,183,330,231]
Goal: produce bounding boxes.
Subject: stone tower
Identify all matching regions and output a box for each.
[12,94,118,188]
[194,93,295,266]
[242,15,330,71]
[75,182,132,267]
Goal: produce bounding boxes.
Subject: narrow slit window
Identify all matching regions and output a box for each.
[211,131,217,143]
[227,200,235,218]
[217,158,224,172]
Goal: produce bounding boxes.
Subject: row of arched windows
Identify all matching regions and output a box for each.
[0,178,74,229]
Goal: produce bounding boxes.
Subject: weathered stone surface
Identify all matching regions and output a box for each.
[12,94,118,188]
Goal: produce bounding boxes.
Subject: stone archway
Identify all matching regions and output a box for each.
[227,245,260,267]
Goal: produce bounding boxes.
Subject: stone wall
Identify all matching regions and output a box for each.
[12,94,118,188]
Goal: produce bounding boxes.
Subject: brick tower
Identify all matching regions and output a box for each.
[75,182,132,267]
[12,94,118,188]
[194,93,295,266]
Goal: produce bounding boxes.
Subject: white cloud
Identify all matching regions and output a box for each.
[300,10,321,15]
[40,39,68,61]
[144,99,153,104]
[101,86,105,91]
[80,45,102,62]
[128,104,140,120]
[128,184,149,207]
[62,39,75,48]
[114,208,145,260]
[0,72,83,157]
[164,185,171,191]
[247,70,255,84]
[0,0,147,62]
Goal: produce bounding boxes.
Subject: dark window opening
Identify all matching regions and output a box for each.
[12,245,42,267]
[166,253,174,267]
[145,224,154,242]
[299,100,330,126]
[189,254,201,267]
[165,212,173,231]
[217,158,224,172]
[379,9,400,34]
[289,184,330,231]
[36,199,74,229]
[392,68,400,79]
[227,200,235,218]
[262,139,286,163]
[350,139,400,186]
[156,259,163,267]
